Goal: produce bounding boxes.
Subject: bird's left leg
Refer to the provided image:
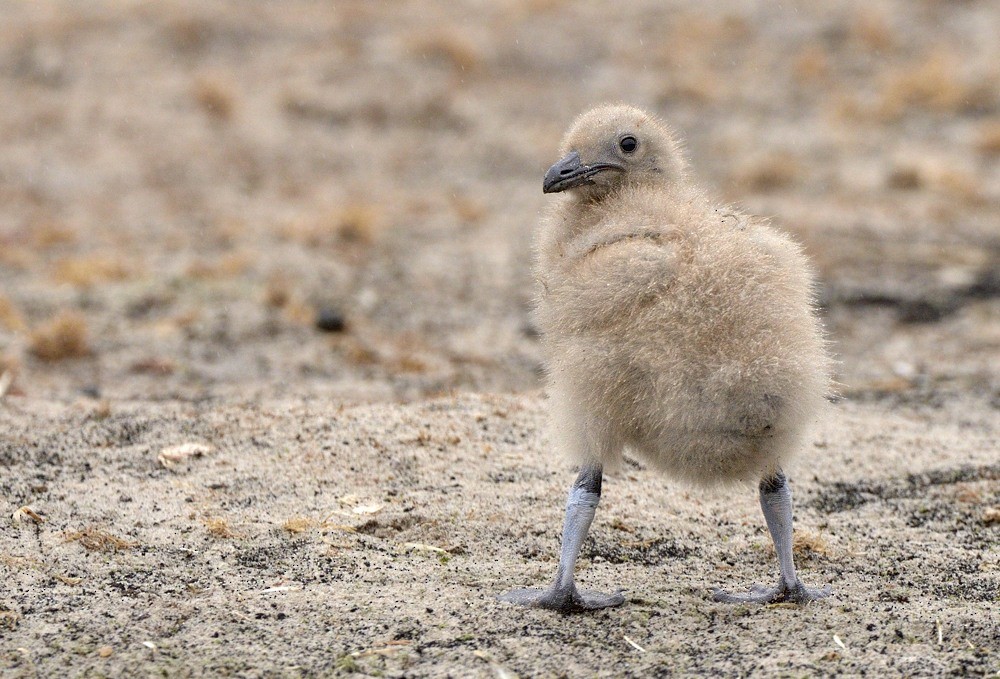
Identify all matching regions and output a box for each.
[499,463,625,612]
[713,470,832,604]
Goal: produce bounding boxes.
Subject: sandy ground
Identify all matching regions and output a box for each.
[1,394,997,676]
[1,0,998,676]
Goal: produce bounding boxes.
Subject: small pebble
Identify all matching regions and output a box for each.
[315,308,346,333]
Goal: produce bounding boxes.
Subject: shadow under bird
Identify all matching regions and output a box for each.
[500,104,833,612]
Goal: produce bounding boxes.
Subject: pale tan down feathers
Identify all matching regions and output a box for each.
[535,105,832,485]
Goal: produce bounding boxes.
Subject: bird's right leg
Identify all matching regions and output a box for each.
[499,464,625,612]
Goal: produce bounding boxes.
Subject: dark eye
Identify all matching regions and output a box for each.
[619,136,638,154]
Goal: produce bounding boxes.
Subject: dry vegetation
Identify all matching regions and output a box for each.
[0,296,28,333]
[51,254,131,287]
[63,528,137,553]
[202,516,238,539]
[282,516,313,534]
[28,311,91,361]
[0,0,997,676]
[192,73,237,122]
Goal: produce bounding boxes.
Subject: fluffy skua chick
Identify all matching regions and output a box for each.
[500,104,833,612]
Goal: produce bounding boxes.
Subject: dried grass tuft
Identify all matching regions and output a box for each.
[0,245,35,270]
[851,9,894,52]
[29,311,91,361]
[793,46,829,84]
[792,531,832,558]
[333,204,382,245]
[450,194,487,224]
[887,160,983,202]
[64,527,137,552]
[734,153,800,193]
[31,219,77,249]
[185,252,254,279]
[0,295,28,332]
[52,255,131,287]
[407,30,482,73]
[879,51,982,118]
[283,516,313,534]
[203,516,238,539]
[975,119,1000,156]
[279,203,383,248]
[263,274,293,309]
[193,74,236,121]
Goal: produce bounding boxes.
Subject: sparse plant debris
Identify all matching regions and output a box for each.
[64,528,137,552]
[279,203,383,248]
[407,29,482,74]
[193,73,236,121]
[263,274,292,308]
[129,357,176,375]
[184,252,254,279]
[202,517,237,539]
[88,399,112,420]
[733,152,801,192]
[158,442,214,468]
[29,311,91,361]
[12,506,45,525]
[0,2,997,676]
[879,50,984,118]
[976,119,1000,156]
[52,255,131,287]
[282,516,313,534]
[0,295,28,332]
[791,531,832,558]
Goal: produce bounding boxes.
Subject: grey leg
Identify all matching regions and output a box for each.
[713,470,832,604]
[499,464,625,612]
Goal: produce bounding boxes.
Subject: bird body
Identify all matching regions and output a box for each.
[500,104,834,611]
[536,179,830,485]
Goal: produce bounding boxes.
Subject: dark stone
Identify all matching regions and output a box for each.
[314,308,346,333]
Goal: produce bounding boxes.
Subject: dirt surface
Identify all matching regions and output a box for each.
[1,0,998,676]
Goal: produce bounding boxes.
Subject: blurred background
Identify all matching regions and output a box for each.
[0,0,997,405]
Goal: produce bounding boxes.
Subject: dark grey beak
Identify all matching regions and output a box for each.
[543,151,622,194]
[543,151,589,194]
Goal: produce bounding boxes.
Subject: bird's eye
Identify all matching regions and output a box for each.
[619,136,638,154]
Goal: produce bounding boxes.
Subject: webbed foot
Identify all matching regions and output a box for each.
[713,579,832,605]
[499,584,625,612]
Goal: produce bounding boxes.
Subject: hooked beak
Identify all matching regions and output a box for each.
[543,151,623,194]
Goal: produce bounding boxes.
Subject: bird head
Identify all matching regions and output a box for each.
[543,105,687,200]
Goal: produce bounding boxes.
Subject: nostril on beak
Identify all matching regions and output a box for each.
[560,167,573,176]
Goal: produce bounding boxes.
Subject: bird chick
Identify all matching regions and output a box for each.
[500,104,833,612]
